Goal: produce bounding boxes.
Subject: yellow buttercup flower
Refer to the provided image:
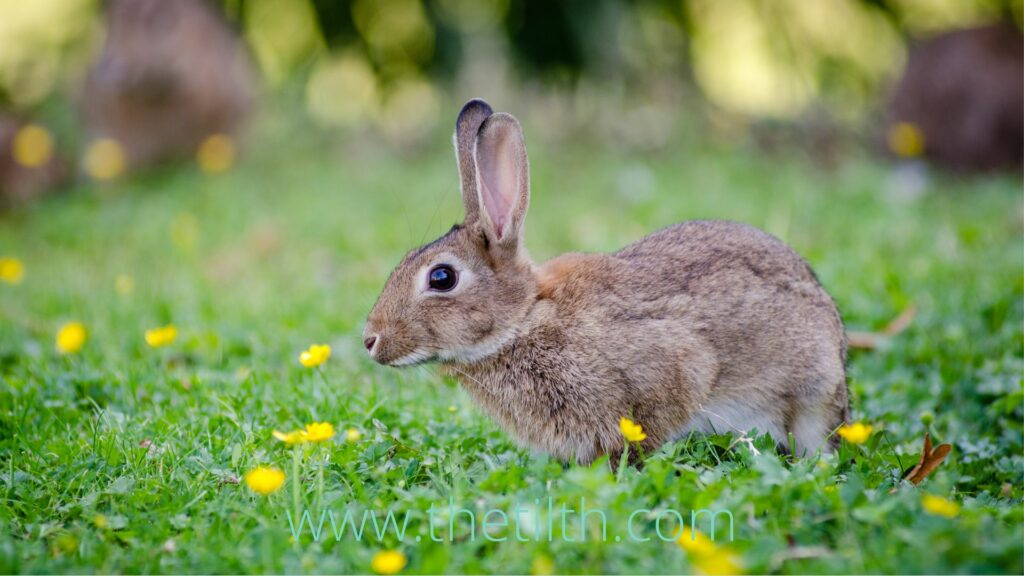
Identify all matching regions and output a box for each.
[0,257,25,284]
[84,138,126,181]
[530,555,555,575]
[888,122,925,158]
[304,422,335,442]
[678,528,744,575]
[145,325,178,348]
[56,322,87,354]
[678,527,718,556]
[273,429,308,445]
[693,552,743,576]
[345,428,363,442]
[274,423,334,444]
[922,494,960,518]
[371,549,407,574]
[299,344,331,367]
[837,422,873,444]
[244,466,285,496]
[13,124,54,167]
[620,417,646,443]
[196,133,236,174]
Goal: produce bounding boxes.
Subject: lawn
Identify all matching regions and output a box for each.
[0,110,1021,574]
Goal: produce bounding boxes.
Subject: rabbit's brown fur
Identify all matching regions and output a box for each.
[365,100,848,464]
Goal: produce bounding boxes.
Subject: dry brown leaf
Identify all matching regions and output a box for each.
[847,305,918,350]
[883,305,918,336]
[904,432,952,485]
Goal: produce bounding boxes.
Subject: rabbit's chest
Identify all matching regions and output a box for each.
[451,344,625,462]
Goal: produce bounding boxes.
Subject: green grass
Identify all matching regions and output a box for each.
[1,113,1022,574]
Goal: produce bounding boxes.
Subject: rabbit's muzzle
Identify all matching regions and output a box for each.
[362,318,431,367]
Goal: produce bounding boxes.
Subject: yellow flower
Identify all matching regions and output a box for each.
[196,133,236,174]
[13,124,54,167]
[273,429,308,445]
[922,494,960,518]
[678,528,743,575]
[693,552,743,576]
[887,122,925,158]
[56,322,87,354]
[304,422,335,442]
[93,514,107,529]
[115,274,134,296]
[371,549,407,574]
[299,344,331,367]
[678,527,718,556]
[145,325,178,348]
[274,423,334,444]
[84,138,126,181]
[244,466,285,496]
[345,428,363,442]
[0,257,25,284]
[620,416,646,443]
[530,555,555,575]
[837,422,873,444]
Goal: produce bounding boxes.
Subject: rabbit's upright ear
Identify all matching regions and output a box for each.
[454,99,493,224]
[474,112,530,248]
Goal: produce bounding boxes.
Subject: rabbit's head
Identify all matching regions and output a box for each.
[364,100,537,366]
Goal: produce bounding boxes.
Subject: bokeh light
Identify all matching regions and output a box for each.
[306,52,379,128]
[244,0,325,85]
[83,138,126,181]
[196,134,237,174]
[888,122,926,158]
[353,0,434,66]
[0,0,92,106]
[374,75,441,143]
[12,124,54,168]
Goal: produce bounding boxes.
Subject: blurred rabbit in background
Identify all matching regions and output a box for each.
[886,22,1023,173]
[81,0,258,172]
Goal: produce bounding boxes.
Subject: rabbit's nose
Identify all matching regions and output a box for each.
[363,335,378,353]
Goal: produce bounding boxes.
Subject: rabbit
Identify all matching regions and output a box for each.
[886,22,1022,173]
[364,99,849,465]
[81,0,257,171]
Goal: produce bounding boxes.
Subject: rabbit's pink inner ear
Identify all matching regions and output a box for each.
[476,122,521,241]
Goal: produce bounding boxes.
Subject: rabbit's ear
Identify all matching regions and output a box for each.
[474,112,529,247]
[453,99,493,224]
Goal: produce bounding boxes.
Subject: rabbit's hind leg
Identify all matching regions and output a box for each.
[790,403,838,456]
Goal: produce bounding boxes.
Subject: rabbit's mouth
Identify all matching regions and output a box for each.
[387,348,433,367]
[364,333,433,367]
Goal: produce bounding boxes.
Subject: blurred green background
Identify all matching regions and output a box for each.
[2,0,1022,142]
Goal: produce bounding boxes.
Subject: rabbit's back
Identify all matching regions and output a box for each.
[612,220,848,447]
[466,220,848,461]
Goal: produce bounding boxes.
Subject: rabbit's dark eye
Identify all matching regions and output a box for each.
[428,265,458,291]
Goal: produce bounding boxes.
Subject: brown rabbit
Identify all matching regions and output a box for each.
[886,22,1023,173]
[81,0,257,170]
[365,99,848,464]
